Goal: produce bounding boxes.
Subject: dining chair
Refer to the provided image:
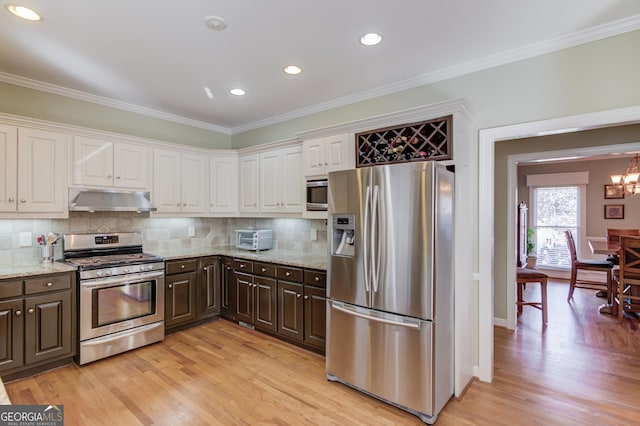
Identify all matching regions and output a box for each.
[564,231,613,302]
[516,267,548,324]
[605,228,640,264]
[616,236,640,322]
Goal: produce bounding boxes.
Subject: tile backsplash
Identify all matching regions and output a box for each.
[0,213,327,266]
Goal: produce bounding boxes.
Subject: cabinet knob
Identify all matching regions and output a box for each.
[177,203,181,207]
[106,174,112,179]
[183,203,187,206]
[261,268,266,272]
[28,308,34,314]
[304,295,309,300]
[15,310,22,316]
[253,284,258,288]
[314,276,320,282]
[285,272,291,276]
[45,282,53,287]
[240,263,245,268]
[115,176,121,180]
[296,293,301,298]
[8,197,14,203]
[168,284,173,289]
[20,199,27,203]
[324,162,329,166]
[181,264,185,269]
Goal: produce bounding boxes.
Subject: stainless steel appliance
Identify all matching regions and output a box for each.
[306,178,328,211]
[235,229,273,251]
[326,161,454,424]
[62,232,165,365]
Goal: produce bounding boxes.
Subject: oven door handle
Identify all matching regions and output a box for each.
[82,271,165,288]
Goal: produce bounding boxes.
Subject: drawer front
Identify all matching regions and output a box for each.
[304,270,327,288]
[277,266,303,283]
[24,274,71,295]
[0,280,23,299]
[166,259,198,275]
[233,259,254,273]
[254,262,276,278]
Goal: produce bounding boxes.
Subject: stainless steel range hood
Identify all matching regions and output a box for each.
[69,188,157,212]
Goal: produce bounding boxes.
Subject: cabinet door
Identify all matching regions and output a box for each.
[325,133,354,173]
[304,285,326,350]
[259,150,281,213]
[302,138,325,177]
[221,259,236,320]
[278,281,303,342]
[280,146,303,213]
[0,299,24,372]
[199,257,221,319]
[210,154,238,214]
[254,276,277,333]
[238,155,259,213]
[113,142,149,189]
[72,135,114,187]
[17,128,67,213]
[181,153,207,213]
[165,272,197,329]
[0,124,17,212]
[153,148,182,213]
[234,272,254,324]
[24,291,72,365]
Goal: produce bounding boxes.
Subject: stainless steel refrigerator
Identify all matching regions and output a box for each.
[326,161,454,424]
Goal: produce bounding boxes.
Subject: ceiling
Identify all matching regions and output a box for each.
[1,1,640,134]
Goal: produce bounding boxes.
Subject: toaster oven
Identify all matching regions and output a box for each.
[235,229,273,251]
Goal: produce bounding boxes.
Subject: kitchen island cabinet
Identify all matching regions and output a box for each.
[0,271,76,381]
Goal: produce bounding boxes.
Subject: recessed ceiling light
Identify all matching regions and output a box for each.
[5,4,42,21]
[203,86,214,100]
[283,65,303,75]
[204,15,227,31]
[230,88,245,96]
[360,33,382,46]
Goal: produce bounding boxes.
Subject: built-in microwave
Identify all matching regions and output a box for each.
[306,179,328,211]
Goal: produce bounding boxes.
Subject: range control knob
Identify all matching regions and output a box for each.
[123,268,129,273]
[96,271,104,277]
[105,270,113,276]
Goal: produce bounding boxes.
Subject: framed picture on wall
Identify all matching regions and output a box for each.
[604,184,625,199]
[604,204,624,219]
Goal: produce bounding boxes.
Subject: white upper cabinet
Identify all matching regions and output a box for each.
[259,145,303,214]
[0,125,67,215]
[153,148,207,214]
[209,152,238,214]
[302,133,354,177]
[72,136,149,189]
[238,154,259,213]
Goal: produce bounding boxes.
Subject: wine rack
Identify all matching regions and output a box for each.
[355,115,452,167]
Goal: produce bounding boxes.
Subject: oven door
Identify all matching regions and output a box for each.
[79,270,165,341]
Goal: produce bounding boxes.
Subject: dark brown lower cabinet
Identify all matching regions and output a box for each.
[303,285,326,350]
[278,281,303,342]
[235,271,277,333]
[0,272,76,380]
[165,259,198,330]
[199,256,221,319]
[220,258,236,320]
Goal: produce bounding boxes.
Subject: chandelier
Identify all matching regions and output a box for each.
[611,153,640,195]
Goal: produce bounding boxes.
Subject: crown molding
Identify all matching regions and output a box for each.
[232,15,640,134]
[1,15,639,136]
[0,71,233,135]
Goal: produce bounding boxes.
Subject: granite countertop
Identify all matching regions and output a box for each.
[0,262,77,281]
[0,247,326,281]
[154,246,327,270]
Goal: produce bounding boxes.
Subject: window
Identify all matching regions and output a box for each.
[531,186,580,269]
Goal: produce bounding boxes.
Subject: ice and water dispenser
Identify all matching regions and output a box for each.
[332,214,355,257]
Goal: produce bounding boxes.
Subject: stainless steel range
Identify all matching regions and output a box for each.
[62,232,165,365]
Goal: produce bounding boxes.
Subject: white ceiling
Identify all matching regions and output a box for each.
[1,1,639,134]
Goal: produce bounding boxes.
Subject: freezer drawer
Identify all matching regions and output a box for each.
[326,300,440,421]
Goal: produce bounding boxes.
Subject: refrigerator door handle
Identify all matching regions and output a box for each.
[363,185,372,292]
[371,184,380,293]
[330,301,421,330]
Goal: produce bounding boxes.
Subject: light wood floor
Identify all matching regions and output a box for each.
[6,279,640,425]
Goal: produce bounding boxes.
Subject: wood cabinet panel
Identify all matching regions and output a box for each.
[0,299,24,372]
[254,276,276,333]
[221,258,236,320]
[165,271,197,329]
[199,256,221,319]
[24,291,72,365]
[304,285,326,350]
[278,281,303,342]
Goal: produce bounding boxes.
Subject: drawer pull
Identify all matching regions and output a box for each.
[285,272,291,276]
[15,310,21,316]
[261,268,266,272]
[181,264,185,269]
[168,284,173,289]
[304,295,309,300]
[45,282,53,287]
[28,308,34,314]
[240,263,246,268]
[314,276,320,282]
[296,293,301,298]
